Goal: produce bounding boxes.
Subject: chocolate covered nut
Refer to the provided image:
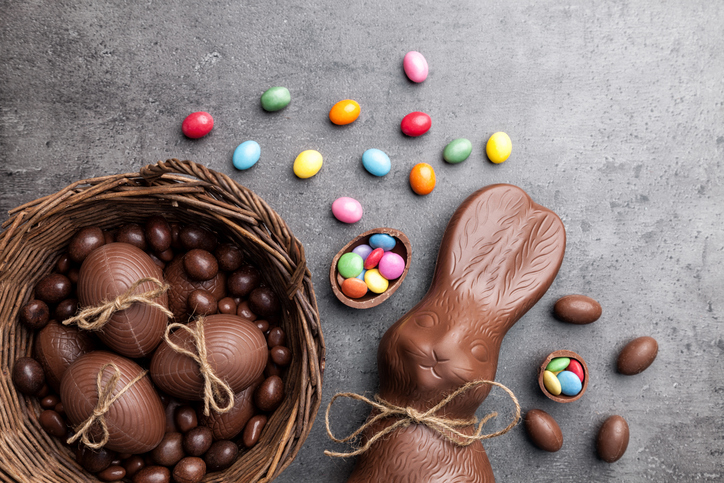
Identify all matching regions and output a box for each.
[170,224,182,250]
[270,346,291,367]
[54,298,78,321]
[172,457,206,483]
[68,227,105,263]
[35,384,50,398]
[264,360,281,378]
[34,321,96,392]
[67,267,80,284]
[179,225,217,252]
[12,357,45,395]
[267,327,286,348]
[54,402,65,416]
[182,426,213,457]
[174,406,198,433]
[152,432,185,467]
[217,297,236,315]
[56,253,72,273]
[204,440,238,472]
[249,287,280,317]
[242,415,267,448]
[227,265,261,297]
[133,466,170,483]
[19,300,50,330]
[255,319,269,333]
[123,455,146,478]
[116,224,147,251]
[165,257,226,322]
[554,295,602,324]
[524,409,563,452]
[145,216,172,253]
[187,289,217,317]
[39,409,66,437]
[617,336,658,375]
[35,274,72,304]
[98,465,126,482]
[597,415,629,462]
[158,248,175,263]
[77,445,117,473]
[215,244,243,272]
[236,300,257,321]
[40,394,60,409]
[254,375,284,412]
[164,397,184,433]
[183,249,219,281]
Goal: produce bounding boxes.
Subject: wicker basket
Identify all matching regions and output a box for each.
[0,159,325,483]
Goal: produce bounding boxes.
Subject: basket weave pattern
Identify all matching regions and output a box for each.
[0,159,325,483]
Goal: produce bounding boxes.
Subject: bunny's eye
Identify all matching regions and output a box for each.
[471,343,488,362]
[414,312,437,328]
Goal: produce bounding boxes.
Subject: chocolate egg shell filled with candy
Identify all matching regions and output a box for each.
[60,351,165,454]
[165,256,226,322]
[34,320,97,392]
[150,314,267,401]
[76,243,169,358]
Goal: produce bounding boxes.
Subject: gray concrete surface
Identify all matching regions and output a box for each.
[2,1,722,481]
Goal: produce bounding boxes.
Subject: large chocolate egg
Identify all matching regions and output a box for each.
[60,351,165,454]
[34,320,96,392]
[150,314,267,401]
[77,243,169,358]
[165,256,226,323]
[199,378,260,440]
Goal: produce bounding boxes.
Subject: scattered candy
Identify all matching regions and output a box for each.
[260,87,291,112]
[545,357,570,373]
[409,163,436,195]
[403,51,429,83]
[182,112,214,139]
[524,409,563,452]
[378,252,405,280]
[364,269,389,294]
[362,149,391,177]
[542,370,561,396]
[341,277,368,299]
[597,415,629,463]
[401,112,431,137]
[352,244,373,261]
[332,197,363,224]
[293,150,323,178]
[554,294,602,324]
[364,248,384,270]
[617,336,658,375]
[557,371,582,396]
[232,141,261,170]
[337,253,364,279]
[369,234,396,251]
[486,131,512,164]
[443,138,472,164]
[329,99,361,125]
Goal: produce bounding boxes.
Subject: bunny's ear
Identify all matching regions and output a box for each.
[433,184,566,330]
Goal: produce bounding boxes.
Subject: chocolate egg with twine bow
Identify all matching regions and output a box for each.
[60,351,165,454]
[70,243,171,358]
[150,314,268,415]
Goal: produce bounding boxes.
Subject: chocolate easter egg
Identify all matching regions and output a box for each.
[199,379,259,440]
[60,351,165,454]
[165,256,226,322]
[77,243,169,358]
[150,314,267,401]
[34,320,96,392]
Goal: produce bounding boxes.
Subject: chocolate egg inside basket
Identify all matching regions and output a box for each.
[0,159,324,482]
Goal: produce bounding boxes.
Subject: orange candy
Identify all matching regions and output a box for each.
[329,99,361,125]
[341,277,368,299]
[409,163,436,195]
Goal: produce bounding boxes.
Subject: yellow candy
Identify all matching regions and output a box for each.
[293,150,323,179]
[364,268,389,294]
[543,370,562,396]
[486,132,512,164]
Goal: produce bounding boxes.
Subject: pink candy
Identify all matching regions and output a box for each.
[378,252,405,280]
[332,197,363,224]
[403,51,428,83]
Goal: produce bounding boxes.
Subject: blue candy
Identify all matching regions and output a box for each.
[369,234,396,251]
[352,244,373,261]
[356,269,367,281]
[233,140,261,170]
[557,370,583,396]
[362,148,391,177]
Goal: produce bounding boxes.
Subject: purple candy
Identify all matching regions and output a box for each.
[352,244,373,261]
[378,252,405,280]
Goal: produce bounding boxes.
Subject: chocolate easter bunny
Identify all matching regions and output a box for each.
[346,184,566,482]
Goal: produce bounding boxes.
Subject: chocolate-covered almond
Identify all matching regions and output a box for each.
[617,336,658,375]
[217,297,236,315]
[151,432,184,467]
[116,223,147,251]
[254,375,284,412]
[179,225,217,252]
[98,465,126,482]
[554,294,602,324]
[524,409,563,452]
[34,320,96,392]
[204,440,238,472]
[255,319,269,333]
[174,405,198,433]
[227,265,261,297]
[215,244,243,272]
[35,273,72,304]
[122,455,145,478]
[249,287,280,317]
[199,382,258,440]
[236,300,257,321]
[77,445,117,473]
[19,300,50,330]
[60,351,165,454]
[183,249,218,281]
[157,248,174,263]
[77,243,168,358]
[39,409,66,437]
[172,457,206,483]
[68,227,105,263]
[187,289,217,317]
[242,415,267,448]
[596,415,629,462]
[132,466,170,483]
[56,253,72,273]
[270,346,291,367]
[182,426,213,456]
[54,298,78,321]
[267,327,286,348]
[165,257,226,322]
[12,357,45,395]
[145,215,172,253]
[40,394,60,409]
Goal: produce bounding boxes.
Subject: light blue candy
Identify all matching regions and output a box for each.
[369,234,396,251]
[557,371,582,396]
[233,140,261,170]
[362,148,391,177]
[356,269,367,281]
[352,244,373,261]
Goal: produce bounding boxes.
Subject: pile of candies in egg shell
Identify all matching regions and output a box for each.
[336,234,406,299]
[542,357,585,397]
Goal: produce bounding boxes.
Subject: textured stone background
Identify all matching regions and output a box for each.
[1,1,722,482]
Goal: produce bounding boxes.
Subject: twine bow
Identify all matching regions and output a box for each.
[67,363,148,450]
[324,380,521,458]
[163,318,235,416]
[63,277,172,330]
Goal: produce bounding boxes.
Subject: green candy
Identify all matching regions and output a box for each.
[443,138,473,164]
[261,86,291,112]
[337,252,364,279]
[546,357,570,373]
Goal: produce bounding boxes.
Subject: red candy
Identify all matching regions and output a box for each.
[400,111,431,137]
[364,248,384,270]
[567,359,584,382]
[182,112,214,139]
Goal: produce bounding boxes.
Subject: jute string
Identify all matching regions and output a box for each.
[163,318,235,416]
[67,363,148,450]
[63,277,172,330]
[324,380,520,458]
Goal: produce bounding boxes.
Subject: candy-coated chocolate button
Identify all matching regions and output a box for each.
[182,112,214,139]
[443,138,472,164]
[261,86,291,112]
[567,359,584,382]
[557,371,582,396]
[401,112,431,137]
[355,269,367,281]
[364,269,389,294]
[378,252,405,280]
[486,132,512,164]
[364,248,384,270]
[293,150,323,178]
[337,253,364,279]
[233,141,261,170]
[362,149,391,177]
[543,370,561,396]
[329,99,360,125]
[409,163,436,195]
[332,197,363,224]
[341,277,368,299]
[369,234,396,251]
[352,244,373,261]
[403,51,428,83]
[546,357,570,373]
